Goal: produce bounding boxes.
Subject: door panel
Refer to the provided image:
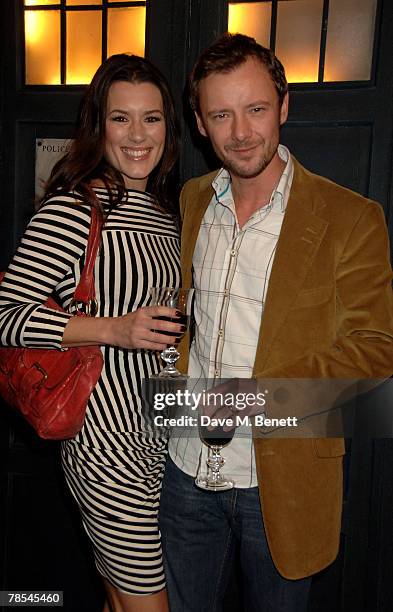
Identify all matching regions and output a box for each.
[282,123,373,196]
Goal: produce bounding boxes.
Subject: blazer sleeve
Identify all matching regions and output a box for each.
[254,201,393,381]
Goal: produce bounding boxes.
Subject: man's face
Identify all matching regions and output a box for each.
[195,57,288,179]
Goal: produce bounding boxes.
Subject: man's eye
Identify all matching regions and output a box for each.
[250,107,265,113]
[213,113,227,120]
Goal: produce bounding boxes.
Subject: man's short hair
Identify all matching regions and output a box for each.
[189,32,288,115]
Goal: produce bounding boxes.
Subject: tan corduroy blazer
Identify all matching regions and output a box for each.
[176,158,393,579]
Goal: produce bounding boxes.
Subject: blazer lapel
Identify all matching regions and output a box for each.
[181,179,214,288]
[253,161,329,374]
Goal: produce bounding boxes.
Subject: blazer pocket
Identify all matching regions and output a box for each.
[292,285,334,309]
[313,438,345,458]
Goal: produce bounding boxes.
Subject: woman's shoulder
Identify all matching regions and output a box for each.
[31,192,94,239]
[37,191,92,220]
[40,189,89,208]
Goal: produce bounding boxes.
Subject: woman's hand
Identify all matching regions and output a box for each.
[106,306,184,350]
[62,306,185,351]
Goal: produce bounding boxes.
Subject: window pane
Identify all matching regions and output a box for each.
[66,11,101,84]
[324,0,377,82]
[276,0,323,83]
[25,10,60,84]
[25,0,58,5]
[108,7,146,57]
[66,0,102,5]
[228,2,271,48]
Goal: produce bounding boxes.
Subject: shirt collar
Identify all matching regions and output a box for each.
[212,144,293,213]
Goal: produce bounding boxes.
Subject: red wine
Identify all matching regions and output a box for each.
[199,425,235,448]
[152,314,189,337]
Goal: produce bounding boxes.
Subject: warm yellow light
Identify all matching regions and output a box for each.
[25,0,58,5]
[228,3,249,33]
[227,0,324,84]
[25,11,44,45]
[66,0,102,5]
[286,69,318,84]
[228,3,271,48]
[24,2,146,86]
[108,7,146,57]
[25,10,60,84]
[66,11,102,84]
[275,0,323,83]
[66,72,98,85]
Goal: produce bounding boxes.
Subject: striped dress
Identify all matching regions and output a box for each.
[0,187,181,595]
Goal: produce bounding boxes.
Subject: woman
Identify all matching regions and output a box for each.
[0,54,182,612]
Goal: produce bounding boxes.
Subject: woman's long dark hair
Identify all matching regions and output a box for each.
[43,54,180,216]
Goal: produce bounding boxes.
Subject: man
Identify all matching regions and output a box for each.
[159,33,393,611]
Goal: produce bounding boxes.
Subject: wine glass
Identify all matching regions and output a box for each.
[150,287,194,379]
[195,424,235,491]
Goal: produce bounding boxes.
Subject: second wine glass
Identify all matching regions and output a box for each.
[195,424,235,491]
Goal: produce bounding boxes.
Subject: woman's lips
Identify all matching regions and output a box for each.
[121,147,151,160]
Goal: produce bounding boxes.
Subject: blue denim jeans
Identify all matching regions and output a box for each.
[159,457,311,612]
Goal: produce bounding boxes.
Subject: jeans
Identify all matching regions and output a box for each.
[159,457,311,612]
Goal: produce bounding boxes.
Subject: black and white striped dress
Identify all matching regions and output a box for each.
[0,187,180,595]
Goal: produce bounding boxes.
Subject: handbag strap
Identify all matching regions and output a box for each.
[70,207,102,314]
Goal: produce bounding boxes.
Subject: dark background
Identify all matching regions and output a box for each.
[1,1,393,610]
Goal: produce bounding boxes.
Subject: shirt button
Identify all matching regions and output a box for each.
[218,329,223,337]
[214,369,220,377]
[223,289,229,297]
[230,249,237,257]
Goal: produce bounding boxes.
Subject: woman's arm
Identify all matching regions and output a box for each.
[62,306,184,351]
[0,199,91,349]
[0,198,182,351]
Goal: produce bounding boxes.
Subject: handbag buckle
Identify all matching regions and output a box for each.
[68,298,98,317]
[33,362,48,389]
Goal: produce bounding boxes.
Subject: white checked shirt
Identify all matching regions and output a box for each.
[169,145,294,487]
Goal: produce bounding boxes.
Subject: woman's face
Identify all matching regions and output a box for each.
[104,80,166,191]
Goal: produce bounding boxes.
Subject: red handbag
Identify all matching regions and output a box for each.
[0,207,104,440]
